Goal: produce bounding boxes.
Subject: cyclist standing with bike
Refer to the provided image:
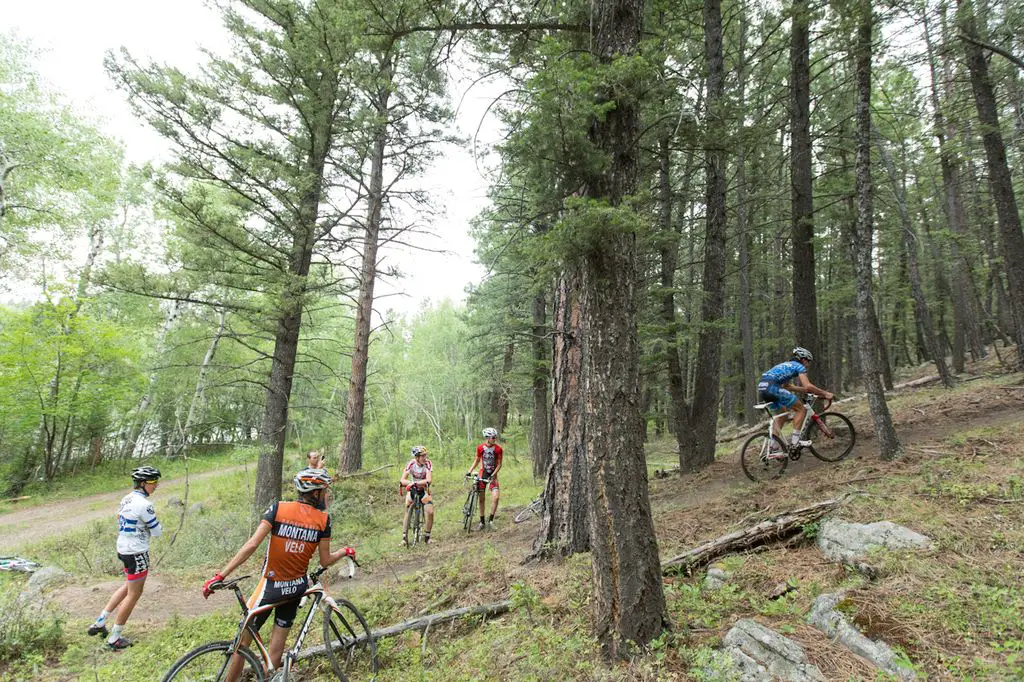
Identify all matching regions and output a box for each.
[86,466,163,650]
[465,427,502,530]
[757,347,834,457]
[200,468,355,681]
[400,445,434,546]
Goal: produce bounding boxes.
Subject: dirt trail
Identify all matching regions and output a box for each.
[21,390,1024,629]
[0,464,251,548]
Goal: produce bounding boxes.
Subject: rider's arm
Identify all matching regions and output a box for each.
[466,454,482,476]
[795,373,834,400]
[317,518,354,568]
[400,464,411,487]
[217,520,271,578]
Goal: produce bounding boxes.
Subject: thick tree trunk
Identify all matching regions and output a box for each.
[341,77,392,473]
[535,275,589,557]
[680,0,727,473]
[577,0,665,658]
[530,288,551,479]
[790,0,821,371]
[851,4,901,461]
[958,0,1024,367]
[874,134,954,387]
[495,342,515,433]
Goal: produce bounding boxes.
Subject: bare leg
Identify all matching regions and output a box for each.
[225,629,254,682]
[267,625,290,670]
[101,582,129,615]
[402,493,412,538]
[113,578,146,626]
[489,488,500,518]
[425,504,434,533]
[790,402,808,441]
[477,487,486,520]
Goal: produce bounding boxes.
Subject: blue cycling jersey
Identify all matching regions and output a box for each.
[759,360,805,386]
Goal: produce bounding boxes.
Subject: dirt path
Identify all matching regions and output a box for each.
[28,392,1024,629]
[0,464,251,549]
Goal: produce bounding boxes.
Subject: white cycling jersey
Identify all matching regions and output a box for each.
[116,490,162,555]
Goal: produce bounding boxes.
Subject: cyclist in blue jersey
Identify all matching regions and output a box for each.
[757,347,834,457]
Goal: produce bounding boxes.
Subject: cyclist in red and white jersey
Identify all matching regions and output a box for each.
[400,445,434,545]
[86,466,163,650]
[465,427,503,530]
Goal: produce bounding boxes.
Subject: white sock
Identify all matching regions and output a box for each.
[108,624,122,643]
[791,434,800,445]
[96,610,110,624]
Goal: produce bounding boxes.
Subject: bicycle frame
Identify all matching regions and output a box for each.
[756,395,833,455]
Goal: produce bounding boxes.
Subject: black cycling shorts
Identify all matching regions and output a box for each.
[247,575,308,630]
[118,552,150,580]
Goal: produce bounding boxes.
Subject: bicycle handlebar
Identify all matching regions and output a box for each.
[211,574,251,592]
[310,556,358,583]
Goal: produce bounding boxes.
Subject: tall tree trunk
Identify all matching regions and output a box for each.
[123,301,182,459]
[657,135,687,451]
[174,308,228,455]
[681,0,728,472]
[958,0,1024,367]
[535,276,588,556]
[790,0,821,370]
[577,0,665,657]
[874,133,954,387]
[851,3,901,460]
[530,288,551,479]
[736,11,757,425]
[341,68,393,473]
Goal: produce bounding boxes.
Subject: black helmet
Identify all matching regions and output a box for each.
[131,466,162,482]
[792,346,813,362]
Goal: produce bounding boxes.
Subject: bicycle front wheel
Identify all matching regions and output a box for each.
[462,488,476,531]
[513,500,541,524]
[740,433,789,482]
[809,412,856,462]
[411,503,423,544]
[324,599,378,681]
[161,640,264,682]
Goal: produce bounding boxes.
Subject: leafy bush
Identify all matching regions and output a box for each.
[0,582,64,665]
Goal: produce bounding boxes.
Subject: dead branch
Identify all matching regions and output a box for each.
[295,600,512,661]
[337,463,394,479]
[661,497,847,575]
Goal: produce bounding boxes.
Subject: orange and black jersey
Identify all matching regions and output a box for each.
[259,501,331,582]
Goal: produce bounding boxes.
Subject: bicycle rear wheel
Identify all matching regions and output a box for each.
[161,640,264,682]
[324,599,378,681]
[740,433,789,482]
[513,499,541,524]
[808,412,856,462]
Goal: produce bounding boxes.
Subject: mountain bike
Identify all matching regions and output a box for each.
[408,486,426,545]
[0,556,40,573]
[740,396,856,483]
[512,497,542,524]
[462,474,492,531]
[161,558,377,682]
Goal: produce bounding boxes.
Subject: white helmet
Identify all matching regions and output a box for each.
[293,468,332,493]
[792,346,813,362]
[482,427,498,439]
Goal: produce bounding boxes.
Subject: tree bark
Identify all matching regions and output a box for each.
[576,0,665,657]
[123,301,182,460]
[851,3,901,461]
[535,275,589,557]
[958,0,1024,367]
[790,0,821,373]
[530,288,551,479]
[736,16,757,426]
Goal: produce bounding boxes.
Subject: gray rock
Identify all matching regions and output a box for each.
[721,618,826,682]
[807,592,915,681]
[704,563,733,590]
[166,495,184,507]
[189,502,203,514]
[25,565,69,593]
[817,518,932,565]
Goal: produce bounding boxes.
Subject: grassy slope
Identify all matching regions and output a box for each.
[5,368,1024,681]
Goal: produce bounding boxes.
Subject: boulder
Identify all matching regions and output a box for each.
[817,518,932,566]
[720,618,826,682]
[189,502,204,515]
[704,563,733,590]
[25,565,69,593]
[807,592,915,681]
[166,495,185,507]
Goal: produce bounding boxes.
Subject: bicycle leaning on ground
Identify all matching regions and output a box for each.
[461,474,492,531]
[740,396,856,482]
[512,496,542,524]
[161,558,377,682]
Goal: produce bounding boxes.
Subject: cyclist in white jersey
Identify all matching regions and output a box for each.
[86,466,163,650]
[400,445,434,545]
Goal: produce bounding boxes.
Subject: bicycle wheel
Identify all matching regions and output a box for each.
[740,433,789,482]
[809,412,856,462]
[411,502,423,544]
[462,487,476,531]
[323,599,378,681]
[161,640,264,682]
[513,499,541,524]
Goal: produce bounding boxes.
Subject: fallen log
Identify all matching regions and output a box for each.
[661,496,847,575]
[892,374,942,390]
[296,600,512,661]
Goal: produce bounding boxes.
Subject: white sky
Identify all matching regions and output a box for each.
[3,0,494,315]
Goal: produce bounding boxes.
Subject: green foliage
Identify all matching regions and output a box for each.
[0,578,65,666]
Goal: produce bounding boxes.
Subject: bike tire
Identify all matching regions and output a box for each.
[513,500,541,524]
[740,433,789,482]
[323,599,379,681]
[161,640,264,682]
[808,412,856,462]
[411,503,423,544]
[462,487,476,531]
